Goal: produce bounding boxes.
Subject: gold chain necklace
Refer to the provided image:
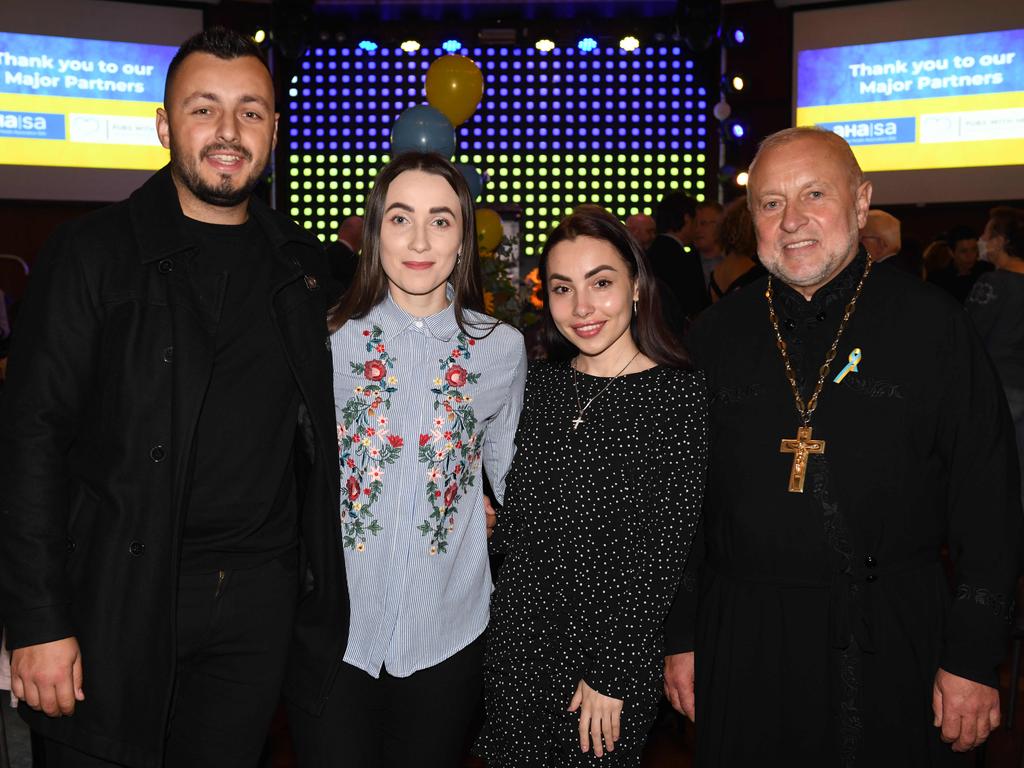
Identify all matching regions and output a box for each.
[766,255,873,492]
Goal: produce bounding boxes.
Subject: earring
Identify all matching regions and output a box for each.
[633,299,638,316]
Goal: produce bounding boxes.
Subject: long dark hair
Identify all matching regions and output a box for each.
[328,152,490,336]
[538,207,691,369]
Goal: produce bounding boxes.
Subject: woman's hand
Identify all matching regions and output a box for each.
[483,494,497,539]
[567,679,623,757]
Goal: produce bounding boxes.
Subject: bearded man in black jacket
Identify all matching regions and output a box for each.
[0,28,347,768]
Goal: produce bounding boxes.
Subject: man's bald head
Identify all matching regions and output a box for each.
[747,126,865,212]
[626,213,656,250]
[860,209,901,261]
[338,215,364,251]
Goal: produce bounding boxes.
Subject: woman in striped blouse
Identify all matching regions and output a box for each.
[287,152,527,768]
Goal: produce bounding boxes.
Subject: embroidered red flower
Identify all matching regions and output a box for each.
[388,434,404,448]
[445,364,468,388]
[455,439,463,449]
[419,434,430,447]
[362,330,371,336]
[454,462,463,474]
[444,430,453,440]
[452,349,461,358]
[346,476,361,501]
[444,483,458,507]
[435,490,442,498]
[365,427,376,437]
[364,360,386,381]
[364,488,371,496]
[468,339,475,345]
[346,457,356,469]
[376,343,386,353]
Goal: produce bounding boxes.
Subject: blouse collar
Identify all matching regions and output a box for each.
[371,287,461,342]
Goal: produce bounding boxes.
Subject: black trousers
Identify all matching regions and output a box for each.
[37,554,298,768]
[288,635,484,768]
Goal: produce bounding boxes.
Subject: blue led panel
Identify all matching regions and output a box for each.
[287,44,712,256]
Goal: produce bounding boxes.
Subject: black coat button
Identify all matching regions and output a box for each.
[162,346,174,363]
[816,311,827,322]
[128,540,146,557]
[149,443,166,462]
[866,574,878,583]
[783,318,797,331]
[66,538,76,553]
[865,555,877,568]
[157,258,174,274]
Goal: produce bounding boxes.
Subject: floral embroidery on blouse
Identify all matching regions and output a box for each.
[338,325,403,551]
[417,334,482,555]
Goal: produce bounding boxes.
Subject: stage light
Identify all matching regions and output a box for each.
[401,40,421,52]
[736,171,749,186]
[254,29,266,44]
[724,120,746,140]
[535,39,555,52]
[731,28,746,46]
[620,36,640,52]
[731,75,744,91]
[358,40,378,52]
[442,39,463,53]
[578,37,598,53]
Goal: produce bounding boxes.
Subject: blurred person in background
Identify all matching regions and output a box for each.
[692,201,724,284]
[708,198,766,303]
[966,206,1024,506]
[625,213,656,251]
[859,209,901,262]
[931,225,993,303]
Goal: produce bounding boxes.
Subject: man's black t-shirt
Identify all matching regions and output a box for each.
[180,215,301,571]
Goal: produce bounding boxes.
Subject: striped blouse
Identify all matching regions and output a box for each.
[331,293,527,678]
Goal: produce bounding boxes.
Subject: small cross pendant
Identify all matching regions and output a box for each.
[779,426,826,493]
[572,416,585,430]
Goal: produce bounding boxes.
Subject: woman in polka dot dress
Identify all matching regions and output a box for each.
[476,207,708,766]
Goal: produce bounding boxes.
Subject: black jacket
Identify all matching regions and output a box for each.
[645,234,709,337]
[0,167,347,767]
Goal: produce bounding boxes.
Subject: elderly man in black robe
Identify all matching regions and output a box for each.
[664,126,1021,766]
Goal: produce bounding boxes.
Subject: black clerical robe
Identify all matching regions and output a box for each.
[666,250,1021,767]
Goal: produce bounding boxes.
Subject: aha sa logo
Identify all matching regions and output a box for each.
[0,112,48,131]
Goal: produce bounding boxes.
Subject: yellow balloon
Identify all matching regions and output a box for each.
[425,55,484,127]
[476,209,503,252]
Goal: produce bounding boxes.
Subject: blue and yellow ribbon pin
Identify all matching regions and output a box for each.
[833,348,862,384]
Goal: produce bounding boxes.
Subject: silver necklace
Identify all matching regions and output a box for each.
[570,350,642,431]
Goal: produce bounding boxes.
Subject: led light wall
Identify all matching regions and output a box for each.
[287,43,712,257]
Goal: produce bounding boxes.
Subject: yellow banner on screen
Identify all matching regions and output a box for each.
[0,92,168,170]
[796,91,1024,172]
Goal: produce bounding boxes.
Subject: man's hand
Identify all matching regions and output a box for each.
[483,495,497,539]
[664,652,695,720]
[567,679,624,757]
[933,667,1000,752]
[11,637,84,717]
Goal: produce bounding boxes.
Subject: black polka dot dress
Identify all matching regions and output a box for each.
[476,360,708,767]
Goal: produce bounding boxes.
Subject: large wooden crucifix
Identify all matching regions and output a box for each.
[779,426,826,493]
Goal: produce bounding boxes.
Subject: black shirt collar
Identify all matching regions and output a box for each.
[774,247,870,318]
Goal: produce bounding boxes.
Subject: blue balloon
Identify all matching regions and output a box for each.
[390,105,456,157]
[456,163,483,200]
